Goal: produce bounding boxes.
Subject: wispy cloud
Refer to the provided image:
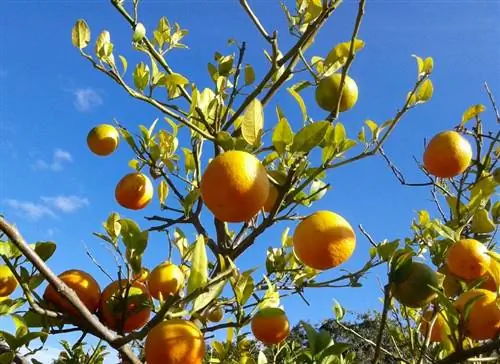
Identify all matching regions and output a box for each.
[73,87,103,112]
[32,148,73,172]
[4,195,89,221]
[3,199,56,221]
[41,195,89,213]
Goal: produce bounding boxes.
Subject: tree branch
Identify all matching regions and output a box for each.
[436,338,500,364]
[0,217,142,364]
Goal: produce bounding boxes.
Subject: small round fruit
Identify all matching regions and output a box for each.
[200,151,269,223]
[115,172,154,210]
[87,124,120,156]
[145,319,204,364]
[293,210,356,270]
[315,73,359,113]
[391,262,438,308]
[99,280,152,333]
[454,289,500,340]
[446,239,490,281]
[206,306,224,323]
[133,23,146,42]
[0,265,17,297]
[419,310,450,342]
[148,262,184,300]
[423,130,472,178]
[263,184,279,213]
[251,307,290,345]
[44,269,101,316]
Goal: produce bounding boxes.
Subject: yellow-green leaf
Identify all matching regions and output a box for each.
[272,117,294,156]
[334,122,346,144]
[128,159,140,170]
[242,99,264,147]
[423,57,434,74]
[416,79,433,103]
[412,55,424,76]
[182,148,196,173]
[287,87,307,121]
[245,64,255,85]
[291,121,329,153]
[71,19,90,49]
[158,180,168,205]
[133,62,150,91]
[187,235,208,295]
[461,104,485,125]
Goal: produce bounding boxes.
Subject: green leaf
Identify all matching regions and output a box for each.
[215,131,235,151]
[28,274,45,290]
[182,148,196,174]
[320,343,350,358]
[416,79,433,102]
[309,180,328,201]
[119,127,138,151]
[0,241,21,259]
[272,118,294,156]
[242,99,264,147]
[0,331,17,350]
[334,122,346,144]
[377,239,400,261]
[187,235,208,295]
[71,19,90,49]
[245,64,255,85]
[103,212,121,242]
[11,314,27,338]
[133,62,150,92]
[332,299,345,321]
[461,104,485,125]
[302,322,318,355]
[34,241,56,262]
[233,271,254,305]
[192,274,227,312]
[287,87,307,121]
[118,55,128,76]
[23,311,62,328]
[423,57,434,74]
[0,299,25,316]
[291,121,329,154]
[158,180,168,205]
[412,55,424,76]
[17,331,48,348]
[365,120,379,140]
[0,352,14,364]
[119,219,148,274]
[182,188,200,215]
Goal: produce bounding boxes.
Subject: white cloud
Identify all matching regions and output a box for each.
[4,195,89,221]
[73,87,103,112]
[41,195,89,213]
[32,148,73,172]
[3,199,56,221]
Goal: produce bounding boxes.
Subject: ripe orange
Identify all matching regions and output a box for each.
[145,319,204,364]
[445,239,490,280]
[251,307,290,345]
[454,289,500,340]
[44,269,101,316]
[115,172,154,210]
[87,124,120,156]
[419,310,450,342]
[423,130,472,178]
[148,262,184,300]
[0,265,17,297]
[263,183,279,213]
[200,151,269,223]
[292,210,356,270]
[315,73,359,113]
[206,306,224,323]
[391,262,438,308]
[99,280,152,333]
[479,259,499,292]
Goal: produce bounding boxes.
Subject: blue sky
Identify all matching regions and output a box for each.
[1,0,499,361]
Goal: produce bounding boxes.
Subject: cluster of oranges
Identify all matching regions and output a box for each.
[389,129,500,343]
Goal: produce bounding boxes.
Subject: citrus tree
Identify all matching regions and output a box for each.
[0,0,498,363]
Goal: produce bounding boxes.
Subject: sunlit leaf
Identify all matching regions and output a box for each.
[187,235,208,295]
[291,121,329,154]
[71,19,90,49]
[158,180,168,205]
[416,79,433,103]
[245,64,255,85]
[272,117,293,156]
[242,99,264,147]
[461,104,485,125]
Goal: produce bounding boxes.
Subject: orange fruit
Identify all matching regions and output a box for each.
[148,262,184,300]
[43,269,101,316]
[251,307,290,345]
[0,265,17,297]
[99,280,152,333]
[200,151,269,223]
[263,183,279,213]
[206,306,224,323]
[115,172,154,210]
[419,310,450,342]
[315,73,359,113]
[446,239,490,280]
[145,319,204,364]
[479,259,499,292]
[454,289,500,340]
[391,262,438,308]
[87,124,120,156]
[423,130,472,178]
[292,210,356,270]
